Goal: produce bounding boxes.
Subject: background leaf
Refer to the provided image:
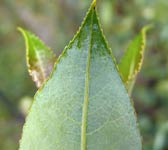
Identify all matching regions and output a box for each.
[118,26,150,94]
[153,122,168,150]
[18,28,56,88]
[20,1,141,149]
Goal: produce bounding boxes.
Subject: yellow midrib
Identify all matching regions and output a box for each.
[81,8,94,150]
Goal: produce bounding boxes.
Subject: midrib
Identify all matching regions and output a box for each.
[81,9,94,150]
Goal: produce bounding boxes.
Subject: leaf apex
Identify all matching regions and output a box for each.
[17,27,25,36]
[17,27,27,37]
[142,24,153,33]
[91,0,96,9]
[17,27,22,32]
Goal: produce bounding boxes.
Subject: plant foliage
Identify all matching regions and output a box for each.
[18,28,56,88]
[19,0,143,149]
[118,26,150,94]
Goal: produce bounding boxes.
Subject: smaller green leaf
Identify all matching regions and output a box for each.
[18,27,56,88]
[118,25,151,94]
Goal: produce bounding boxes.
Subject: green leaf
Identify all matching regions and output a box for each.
[118,26,150,94]
[19,1,142,149]
[18,27,56,88]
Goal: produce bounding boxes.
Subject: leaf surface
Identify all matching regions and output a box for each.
[20,1,142,149]
[118,26,149,93]
[18,28,56,88]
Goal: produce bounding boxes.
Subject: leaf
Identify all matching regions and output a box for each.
[118,26,150,94]
[19,1,142,149]
[18,28,56,88]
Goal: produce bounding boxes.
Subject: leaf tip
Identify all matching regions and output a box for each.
[17,27,24,34]
[91,0,96,9]
[17,26,22,31]
[17,27,28,41]
[142,24,153,33]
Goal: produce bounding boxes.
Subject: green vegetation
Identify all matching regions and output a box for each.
[0,0,168,150]
[19,1,142,149]
[18,27,56,88]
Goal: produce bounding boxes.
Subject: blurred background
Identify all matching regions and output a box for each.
[0,0,168,149]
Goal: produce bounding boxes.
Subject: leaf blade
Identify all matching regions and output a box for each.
[118,26,150,93]
[18,28,56,88]
[20,1,142,150]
